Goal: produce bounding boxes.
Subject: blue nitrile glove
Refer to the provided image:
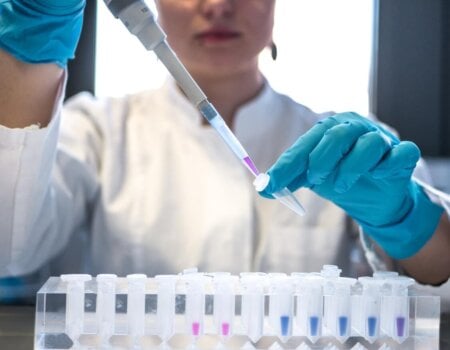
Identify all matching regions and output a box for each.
[261,112,443,259]
[0,0,86,67]
[0,277,25,304]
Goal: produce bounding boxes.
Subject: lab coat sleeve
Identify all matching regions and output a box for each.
[0,75,100,277]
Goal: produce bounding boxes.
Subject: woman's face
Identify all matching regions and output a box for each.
[155,0,275,77]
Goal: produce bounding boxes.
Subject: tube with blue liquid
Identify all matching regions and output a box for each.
[268,275,294,343]
[357,276,385,343]
[321,266,356,343]
[292,273,324,342]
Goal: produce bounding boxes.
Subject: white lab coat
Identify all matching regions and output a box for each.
[0,78,448,305]
[0,77,359,277]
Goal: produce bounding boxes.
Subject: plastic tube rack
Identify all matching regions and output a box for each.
[34,266,440,349]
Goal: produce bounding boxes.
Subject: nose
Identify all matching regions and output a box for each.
[200,0,234,20]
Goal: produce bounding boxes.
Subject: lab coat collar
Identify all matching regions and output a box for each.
[164,78,205,127]
[163,76,278,133]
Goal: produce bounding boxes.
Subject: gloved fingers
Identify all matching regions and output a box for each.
[371,141,420,179]
[307,119,376,185]
[260,112,393,197]
[334,112,401,144]
[0,0,85,67]
[286,172,311,192]
[261,116,340,196]
[334,130,392,193]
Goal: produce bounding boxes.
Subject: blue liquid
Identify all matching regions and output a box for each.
[396,316,406,337]
[309,316,320,336]
[367,316,377,337]
[338,316,348,336]
[280,315,290,336]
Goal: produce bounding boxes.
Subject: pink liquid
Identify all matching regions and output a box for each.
[221,322,230,336]
[243,156,259,176]
[192,322,200,336]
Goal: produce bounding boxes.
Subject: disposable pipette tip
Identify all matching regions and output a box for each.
[253,174,306,216]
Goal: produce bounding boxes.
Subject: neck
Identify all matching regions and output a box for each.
[190,66,264,128]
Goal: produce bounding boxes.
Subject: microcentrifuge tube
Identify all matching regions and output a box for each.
[240,273,266,343]
[253,173,305,216]
[182,273,206,341]
[320,265,342,279]
[155,275,177,342]
[372,271,399,279]
[126,274,147,344]
[268,276,294,343]
[292,273,324,343]
[96,274,117,343]
[372,270,399,337]
[60,274,92,343]
[382,276,414,343]
[357,277,384,343]
[212,273,238,340]
[323,277,356,343]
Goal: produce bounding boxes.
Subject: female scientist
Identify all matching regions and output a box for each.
[0,0,449,300]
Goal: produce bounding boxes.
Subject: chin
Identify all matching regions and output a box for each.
[192,52,251,70]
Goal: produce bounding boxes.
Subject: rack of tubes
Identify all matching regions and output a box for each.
[34,265,440,350]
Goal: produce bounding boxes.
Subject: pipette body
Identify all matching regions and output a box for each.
[104,0,305,216]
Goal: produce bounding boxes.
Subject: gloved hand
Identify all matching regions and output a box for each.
[260,112,443,259]
[0,0,86,67]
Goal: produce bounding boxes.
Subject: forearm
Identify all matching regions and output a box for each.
[0,49,63,128]
[399,213,450,285]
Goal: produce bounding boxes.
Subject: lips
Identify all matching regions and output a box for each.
[195,28,241,43]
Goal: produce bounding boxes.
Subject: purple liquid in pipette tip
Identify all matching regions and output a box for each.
[243,156,259,176]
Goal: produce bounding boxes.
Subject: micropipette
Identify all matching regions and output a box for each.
[104,0,305,216]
